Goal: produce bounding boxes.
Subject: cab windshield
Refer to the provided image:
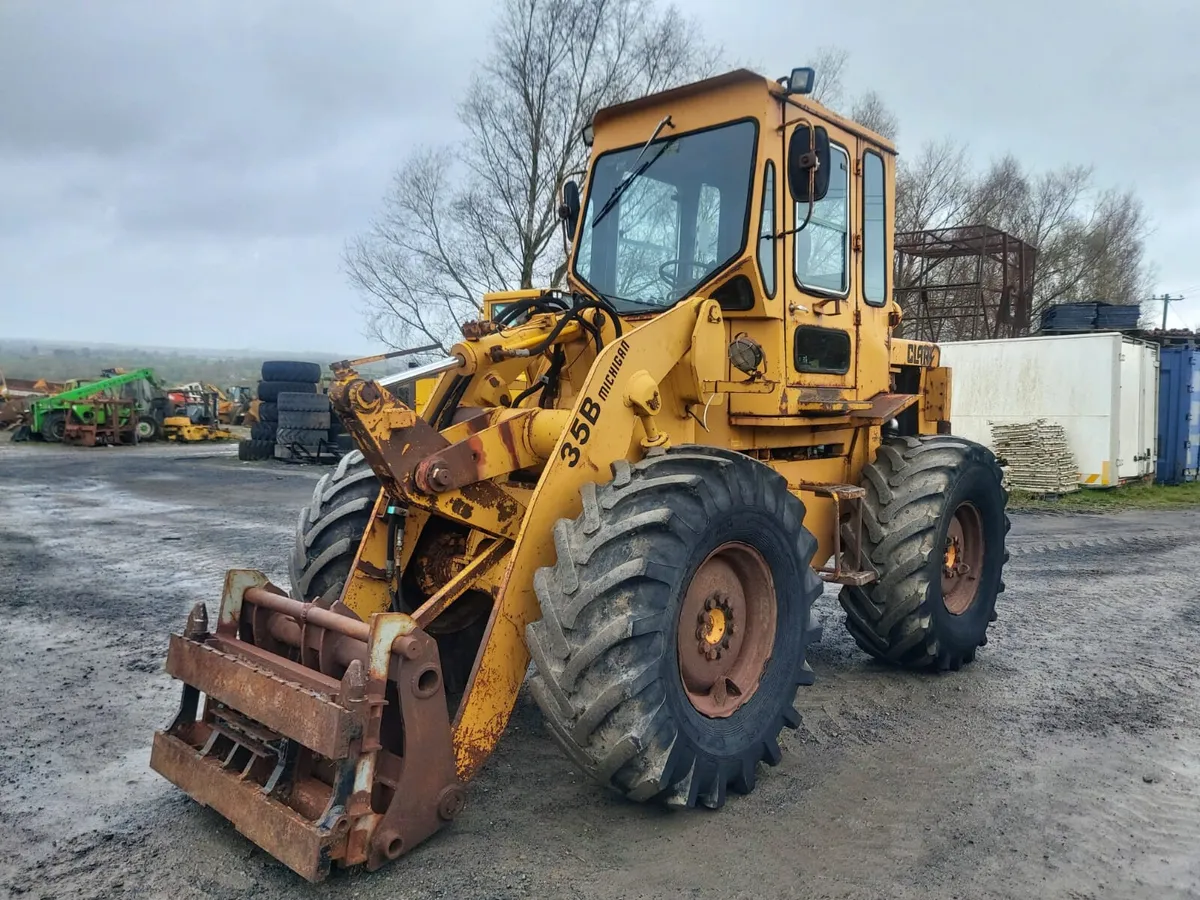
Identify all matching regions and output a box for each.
[573,120,757,314]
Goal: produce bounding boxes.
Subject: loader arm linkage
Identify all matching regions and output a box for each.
[151,297,727,881]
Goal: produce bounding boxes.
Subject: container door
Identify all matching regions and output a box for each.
[1188,352,1200,479]
[1142,345,1159,478]
[1156,348,1182,484]
[1117,345,1144,480]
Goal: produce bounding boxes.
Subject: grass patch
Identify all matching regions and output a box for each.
[1008,481,1200,512]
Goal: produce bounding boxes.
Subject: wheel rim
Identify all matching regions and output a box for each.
[942,502,985,615]
[136,420,154,439]
[676,542,777,718]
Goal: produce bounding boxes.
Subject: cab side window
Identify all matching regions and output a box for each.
[794,143,849,295]
[863,151,887,306]
[757,162,776,297]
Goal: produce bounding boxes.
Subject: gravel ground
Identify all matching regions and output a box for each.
[1,438,1198,900]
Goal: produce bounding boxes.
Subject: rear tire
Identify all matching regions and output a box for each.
[527,446,821,809]
[41,411,66,442]
[289,450,381,601]
[837,435,1009,671]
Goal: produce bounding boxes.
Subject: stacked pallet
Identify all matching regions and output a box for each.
[990,420,1080,494]
[1039,301,1142,333]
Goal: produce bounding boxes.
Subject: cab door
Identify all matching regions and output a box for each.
[854,139,896,400]
[783,129,858,402]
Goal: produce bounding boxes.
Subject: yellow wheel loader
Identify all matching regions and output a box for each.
[150,66,1009,881]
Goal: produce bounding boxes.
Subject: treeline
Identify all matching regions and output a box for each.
[1,347,287,387]
[0,345,425,389]
[346,5,1156,350]
[813,46,1153,340]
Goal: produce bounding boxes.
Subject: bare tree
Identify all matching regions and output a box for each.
[895,139,975,234]
[346,0,719,352]
[895,149,1154,338]
[808,46,849,108]
[850,90,899,141]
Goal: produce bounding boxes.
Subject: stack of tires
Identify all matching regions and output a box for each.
[237,360,323,461]
[275,390,333,460]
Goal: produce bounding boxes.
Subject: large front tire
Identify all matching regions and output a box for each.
[289,450,380,601]
[526,446,822,810]
[838,435,1009,671]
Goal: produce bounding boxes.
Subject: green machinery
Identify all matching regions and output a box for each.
[22,368,168,443]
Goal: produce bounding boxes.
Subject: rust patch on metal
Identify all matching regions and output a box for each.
[852,392,917,424]
[795,387,844,403]
[942,501,984,615]
[411,524,468,597]
[449,497,474,520]
[151,587,463,881]
[466,434,488,469]
[676,542,776,718]
[413,540,511,628]
[357,560,388,581]
[460,319,499,340]
[497,419,520,466]
[459,481,520,524]
[799,483,878,587]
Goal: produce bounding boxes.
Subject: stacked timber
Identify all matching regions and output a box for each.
[990,420,1080,494]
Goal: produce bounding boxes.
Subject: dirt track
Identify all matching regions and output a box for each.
[2,439,1199,900]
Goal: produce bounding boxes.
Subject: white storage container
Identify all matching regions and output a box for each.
[938,332,1159,486]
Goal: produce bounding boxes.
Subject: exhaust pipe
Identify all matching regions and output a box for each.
[378,355,463,387]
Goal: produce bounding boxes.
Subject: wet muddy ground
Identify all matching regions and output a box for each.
[1,438,1198,899]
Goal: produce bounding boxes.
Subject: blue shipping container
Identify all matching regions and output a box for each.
[1156,346,1200,484]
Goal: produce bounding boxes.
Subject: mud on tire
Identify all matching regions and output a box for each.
[526,445,822,810]
[289,450,382,602]
[838,435,1010,671]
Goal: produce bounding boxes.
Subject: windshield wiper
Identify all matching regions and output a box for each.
[590,115,675,228]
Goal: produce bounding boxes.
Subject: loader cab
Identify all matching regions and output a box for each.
[564,67,900,410]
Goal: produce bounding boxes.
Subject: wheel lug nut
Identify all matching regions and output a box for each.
[722,637,730,649]
[704,597,714,610]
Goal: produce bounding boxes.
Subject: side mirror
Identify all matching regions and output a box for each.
[559,179,581,240]
[787,125,831,204]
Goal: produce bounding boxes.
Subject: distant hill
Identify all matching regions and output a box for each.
[0,339,439,388]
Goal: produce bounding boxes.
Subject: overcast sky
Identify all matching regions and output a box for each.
[2,0,1198,353]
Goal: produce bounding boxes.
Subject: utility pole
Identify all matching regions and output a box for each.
[1153,293,1185,330]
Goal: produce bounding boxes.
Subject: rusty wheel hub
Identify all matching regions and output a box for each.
[942,502,984,615]
[676,542,776,718]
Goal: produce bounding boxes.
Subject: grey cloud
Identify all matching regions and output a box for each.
[2,0,1199,350]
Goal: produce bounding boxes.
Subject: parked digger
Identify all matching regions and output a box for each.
[151,66,1009,881]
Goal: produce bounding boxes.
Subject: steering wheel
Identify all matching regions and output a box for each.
[657,259,713,291]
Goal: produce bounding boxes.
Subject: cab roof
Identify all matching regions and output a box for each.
[591,67,897,154]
